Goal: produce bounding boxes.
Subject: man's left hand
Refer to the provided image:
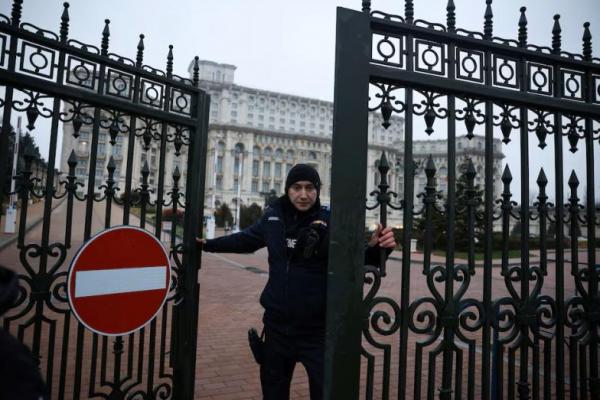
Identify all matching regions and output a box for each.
[368,224,396,249]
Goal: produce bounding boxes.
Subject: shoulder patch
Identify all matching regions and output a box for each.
[268,216,280,221]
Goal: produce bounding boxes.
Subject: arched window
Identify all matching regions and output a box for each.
[275,148,283,159]
[263,146,272,158]
[253,145,261,157]
[308,151,317,161]
[286,149,294,160]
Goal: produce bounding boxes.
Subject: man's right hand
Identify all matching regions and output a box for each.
[196,237,206,246]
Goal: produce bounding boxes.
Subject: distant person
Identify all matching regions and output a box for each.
[198,164,395,400]
[0,265,48,399]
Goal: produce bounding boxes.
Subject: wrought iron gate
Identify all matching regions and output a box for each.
[326,1,599,399]
[0,1,208,398]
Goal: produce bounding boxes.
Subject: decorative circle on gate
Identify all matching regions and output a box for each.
[146,86,159,102]
[30,51,48,70]
[422,48,439,68]
[532,69,547,89]
[377,38,395,60]
[67,226,171,336]
[175,94,189,110]
[73,64,90,82]
[461,55,477,75]
[113,76,127,92]
[565,75,580,96]
[499,61,515,82]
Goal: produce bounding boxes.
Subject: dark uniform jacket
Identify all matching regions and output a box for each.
[203,196,386,336]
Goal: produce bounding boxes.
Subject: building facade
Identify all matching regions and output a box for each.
[60,60,505,228]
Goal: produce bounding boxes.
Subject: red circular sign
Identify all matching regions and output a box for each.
[68,226,171,336]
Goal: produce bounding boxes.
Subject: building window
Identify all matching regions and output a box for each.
[264,147,272,158]
[275,162,282,178]
[216,156,223,173]
[274,182,281,193]
[252,160,259,177]
[308,151,317,161]
[263,161,271,177]
[216,176,223,190]
[275,148,283,159]
[251,180,258,193]
[286,150,294,160]
[286,163,293,174]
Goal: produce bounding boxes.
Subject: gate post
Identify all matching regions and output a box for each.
[325,7,371,400]
[172,85,210,399]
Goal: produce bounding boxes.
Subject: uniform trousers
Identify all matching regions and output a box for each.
[260,327,324,400]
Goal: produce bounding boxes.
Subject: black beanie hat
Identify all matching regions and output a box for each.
[285,164,321,194]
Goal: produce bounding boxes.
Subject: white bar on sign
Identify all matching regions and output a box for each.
[75,266,167,298]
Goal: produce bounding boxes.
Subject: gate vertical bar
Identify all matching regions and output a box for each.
[172,63,209,399]
[552,14,566,399]
[325,7,370,400]
[518,38,531,400]
[483,47,494,400]
[582,22,598,398]
[398,32,414,400]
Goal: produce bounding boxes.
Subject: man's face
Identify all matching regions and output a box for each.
[287,180,317,211]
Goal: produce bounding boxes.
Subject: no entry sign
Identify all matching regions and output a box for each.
[67,226,171,336]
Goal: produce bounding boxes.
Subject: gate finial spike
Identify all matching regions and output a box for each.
[484,0,493,39]
[11,0,23,28]
[142,160,150,176]
[446,0,456,32]
[136,34,145,68]
[107,156,116,172]
[518,6,528,47]
[173,166,181,182]
[166,45,174,78]
[362,0,371,13]
[67,149,78,168]
[60,3,70,43]
[568,171,579,190]
[537,168,548,186]
[425,155,436,178]
[465,158,476,180]
[101,19,110,56]
[582,22,592,61]
[405,0,414,24]
[501,165,512,183]
[552,15,562,54]
[378,151,390,174]
[193,56,200,87]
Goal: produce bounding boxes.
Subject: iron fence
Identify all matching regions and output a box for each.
[327,1,599,399]
[0,1,209,398]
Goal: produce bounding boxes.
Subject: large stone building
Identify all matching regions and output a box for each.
[60,60,504,228]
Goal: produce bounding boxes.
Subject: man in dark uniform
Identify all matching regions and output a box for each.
[198,164,395,400]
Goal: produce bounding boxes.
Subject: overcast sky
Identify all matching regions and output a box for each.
[2,0,599,202]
